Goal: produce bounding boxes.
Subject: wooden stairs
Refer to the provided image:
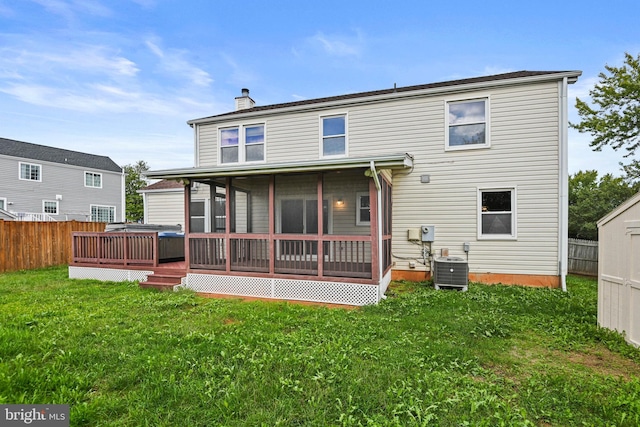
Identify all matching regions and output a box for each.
[139,267,187,292]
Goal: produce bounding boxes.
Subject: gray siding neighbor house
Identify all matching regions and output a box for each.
[0,137,124,222]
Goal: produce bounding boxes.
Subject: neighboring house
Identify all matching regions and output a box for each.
[0,137,124,222]
[597,191,640,347]
[72,70,582,305]
[139,180,185,229]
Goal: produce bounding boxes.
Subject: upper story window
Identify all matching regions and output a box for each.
[43,200,59,215]
[446,98,489,150]
[85,172,102,188]
[220,124,265,164]
[321,114,347,157]
[478,188,516,239]
[19,162,41,181]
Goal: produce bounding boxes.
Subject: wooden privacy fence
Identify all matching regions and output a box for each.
[568,238,598,277]
[0,220,106,273]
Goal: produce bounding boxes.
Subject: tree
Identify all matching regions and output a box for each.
[568,170,639,240]
[124,160,149,222]
[571,52,640,168]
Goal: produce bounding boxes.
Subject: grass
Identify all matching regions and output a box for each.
[1,268,639,426]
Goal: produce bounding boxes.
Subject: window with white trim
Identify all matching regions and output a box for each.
[91,205,115,222]
[43,200,59,215]
[356,192,370,226]
[446,98,489,150]
[478,188,516,239]
[19,162,42,181]
[0,198,7,210]
[85,172,102,188]
[220,124,265,164]
[321,114,347,157]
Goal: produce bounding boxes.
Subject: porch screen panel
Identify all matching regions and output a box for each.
[322,170,370,236]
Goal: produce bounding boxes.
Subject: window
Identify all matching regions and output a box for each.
[91,205,115,222]
[0,198,6,210]
[356,192,370,226]
[446,98,489,150]
[85,172,102,188]
[19,162,41,181]
[43,200,58,215]
[321,114,347,157]
[478,188,516,239]
[220,124,265,164]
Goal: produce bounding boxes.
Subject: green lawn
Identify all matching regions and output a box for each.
[1,267,639,426]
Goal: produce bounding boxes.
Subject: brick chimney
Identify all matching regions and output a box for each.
[235,88,255,111]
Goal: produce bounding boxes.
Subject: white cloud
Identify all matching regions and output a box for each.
[310,30,364,57]
[30,0,111,19]
[146,38,212,87]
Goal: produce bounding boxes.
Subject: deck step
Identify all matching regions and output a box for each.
[139,271,186,292]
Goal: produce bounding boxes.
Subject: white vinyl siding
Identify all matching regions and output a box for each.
[145,191,185,227]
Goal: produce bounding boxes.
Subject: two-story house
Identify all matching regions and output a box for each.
[0,138,124,222]
[71,70,581,305]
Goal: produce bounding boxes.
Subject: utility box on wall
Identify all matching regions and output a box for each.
[421,225,435,242]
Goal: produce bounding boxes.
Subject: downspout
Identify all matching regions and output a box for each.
[121,168,126,222]
[559,77,569,291]
[142,191,148,224]
[370,161,384,297]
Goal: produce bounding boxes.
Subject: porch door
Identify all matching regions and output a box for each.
[280,199,328,255]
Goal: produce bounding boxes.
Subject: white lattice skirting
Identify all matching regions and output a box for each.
[186,273,381,306]
[68,266,153,283]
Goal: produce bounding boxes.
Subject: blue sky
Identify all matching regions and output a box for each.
[0,0,638,175]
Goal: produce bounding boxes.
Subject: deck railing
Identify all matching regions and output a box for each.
[72,232,159,266]
[188,234,372,279]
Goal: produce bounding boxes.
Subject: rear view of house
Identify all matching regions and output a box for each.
[0,137,124,222]
[71,70,581,305]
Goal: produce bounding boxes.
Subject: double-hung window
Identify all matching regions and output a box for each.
[446,98,489,150]
[85,172,102,188]
[478,188,516,239]
[91,205,115,222]
[356,192,370,226]
[43,200,59,215]
[19,162,41,181]
[220,124,265,164]
[321,114,347,157]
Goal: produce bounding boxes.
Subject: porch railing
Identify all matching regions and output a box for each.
[72,232,159,266]
[188,234,372,279]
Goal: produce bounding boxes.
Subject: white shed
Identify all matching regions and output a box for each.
[597,191,640,347]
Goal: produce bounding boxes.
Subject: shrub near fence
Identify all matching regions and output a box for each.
[568,238,598,277]
[0,220,106,273]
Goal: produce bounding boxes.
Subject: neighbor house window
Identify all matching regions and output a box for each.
[91,205,115,222]
[0,198,7,210]
[220,124,265,164]
[321,114,347,157]
[19,162,41,181]
[478,188,516,239]
[43,200,58,215]
[356,192,370,226]
[85,172,102,188]
[446,98,489,150]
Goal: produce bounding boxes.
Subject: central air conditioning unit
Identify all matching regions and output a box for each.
[433,256,469,291]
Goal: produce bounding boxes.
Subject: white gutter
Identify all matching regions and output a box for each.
[559,77,569,292]
[369,160,384,293]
